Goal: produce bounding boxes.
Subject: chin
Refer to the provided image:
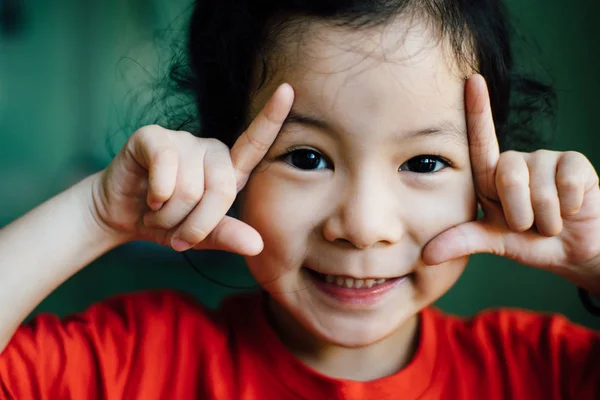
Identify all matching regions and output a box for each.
[262,267,423,348]
[328,312,416,347]
[283,295,418,349]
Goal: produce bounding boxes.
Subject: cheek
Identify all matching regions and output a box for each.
[239,173,318,283]
[407,174,475,303]
[407,174,477,244]
[413,256,468,307]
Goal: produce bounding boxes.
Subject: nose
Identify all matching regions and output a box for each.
[323,173,404,249]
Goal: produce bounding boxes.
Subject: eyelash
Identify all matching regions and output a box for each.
[280,148,453,174]
[399,153,453,174]
[281,147,333,171]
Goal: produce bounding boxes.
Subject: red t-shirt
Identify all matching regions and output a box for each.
[0,290,599,399]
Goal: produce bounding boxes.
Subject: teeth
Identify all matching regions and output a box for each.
[323,274,387,289]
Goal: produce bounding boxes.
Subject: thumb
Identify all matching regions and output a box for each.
[191,216,264,256]
[422,220,505,265]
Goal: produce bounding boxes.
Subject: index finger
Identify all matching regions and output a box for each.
[230,83,295,191]
[465,74,500,201]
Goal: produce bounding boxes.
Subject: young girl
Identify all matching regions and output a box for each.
[1,0,600,398]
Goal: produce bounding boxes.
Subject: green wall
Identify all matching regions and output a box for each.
[2,0,600,330]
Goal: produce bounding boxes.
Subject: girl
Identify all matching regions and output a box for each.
[1,0,600,398]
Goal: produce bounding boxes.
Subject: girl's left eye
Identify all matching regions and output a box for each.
[399,155,449,174]
[282,148,332,171]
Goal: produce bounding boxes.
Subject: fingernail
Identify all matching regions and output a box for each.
[172,238,192,252]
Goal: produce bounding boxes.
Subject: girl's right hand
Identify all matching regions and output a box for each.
[91,83,295,255]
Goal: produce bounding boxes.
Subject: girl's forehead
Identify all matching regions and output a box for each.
[252,18,467,137]
[275,16,465,78]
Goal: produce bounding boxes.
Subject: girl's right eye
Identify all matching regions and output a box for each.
[282,148,332,171]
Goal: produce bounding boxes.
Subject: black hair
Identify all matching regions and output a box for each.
[163,0,556,152]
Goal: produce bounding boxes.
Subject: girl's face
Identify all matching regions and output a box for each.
[241,20,477,348]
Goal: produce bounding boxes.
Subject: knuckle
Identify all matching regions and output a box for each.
[145,210,177,230]
[149,214,175,230]
[264,107,284,125]
[502,150,521,158]
[129,125,175,156]
[181,226,210,244]
[511,222,532,233]
[498,169,527,190]
[156,146,178,164]
[199,138,227,154]
[532,189,556,208]
[171,130,200,147]
[245,131,271,153]
[507,214,534,233]
[170,128,191,137]
[176,175,204,203]
[134,124,162,140]
[556,174,580,192]
[209,184,236,203]
[500,150,525,163]
[564,150,584,160]
[545,223,563,237]
[152,190,173,204]
[206,138,229,150]
[532,149,553,158]
[562,206,580,216]
[178,185,204,204]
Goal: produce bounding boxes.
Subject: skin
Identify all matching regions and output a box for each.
[93,18,599,380]
[240,21,476,379]
[2,12,599,386]
[238,19,600,379]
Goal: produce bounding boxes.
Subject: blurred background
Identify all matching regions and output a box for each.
[1,0,600,329]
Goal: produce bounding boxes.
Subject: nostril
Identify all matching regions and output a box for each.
[323,208,404,248]
[332,238,358,248]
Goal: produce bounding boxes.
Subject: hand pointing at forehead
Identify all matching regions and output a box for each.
[423,75,600,295]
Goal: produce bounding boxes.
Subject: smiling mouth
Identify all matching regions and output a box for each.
[304,267,409,289]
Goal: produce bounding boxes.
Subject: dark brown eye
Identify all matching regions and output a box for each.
[400,155,448,173]
[283,149,332,170]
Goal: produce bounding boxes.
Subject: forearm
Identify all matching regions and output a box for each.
[0,172,126,351]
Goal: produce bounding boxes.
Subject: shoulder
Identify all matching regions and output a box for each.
[9,290,233,360]
[71,290,230,343]
[427,307,600,383]
[33,290,218,329]
[428,306,599,352]
[420,307,600,397]
[1,291,267,398]
[82,289,214,324]
[447,307,595,343]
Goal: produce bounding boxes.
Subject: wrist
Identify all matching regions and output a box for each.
[79,172,133,249]
[572,254,600,298]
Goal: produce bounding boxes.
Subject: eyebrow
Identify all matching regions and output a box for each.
[281,109,467,145]
[282,109,330,132]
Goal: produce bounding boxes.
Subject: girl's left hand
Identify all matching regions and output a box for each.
[423,75,600,295]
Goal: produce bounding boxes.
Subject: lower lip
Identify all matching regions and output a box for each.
[305,269,409,307]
